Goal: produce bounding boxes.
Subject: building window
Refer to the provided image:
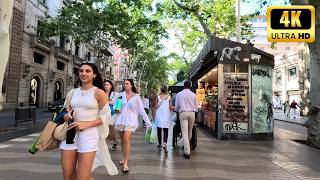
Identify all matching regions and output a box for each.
[87,52,91,61]
[60,36,65,49]
[37,20,42,36]
[34,52,45,64]
[75,45,80,57]
[288,67,297,80]
[57,61,65,71]
[275,71,281,83]
[306,68,310,81]
[38,0,46,5]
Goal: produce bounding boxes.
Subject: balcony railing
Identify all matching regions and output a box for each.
[29,34,52,53]
[54,47,71,61]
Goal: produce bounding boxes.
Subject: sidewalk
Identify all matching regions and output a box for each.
[0,108,52,142]
[0,126,320,179]
[273,109,308,125]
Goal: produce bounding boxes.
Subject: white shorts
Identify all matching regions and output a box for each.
[115,124,138,132]
[60,126,99,153]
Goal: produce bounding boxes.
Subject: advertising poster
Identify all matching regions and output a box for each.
[222,73,249,132]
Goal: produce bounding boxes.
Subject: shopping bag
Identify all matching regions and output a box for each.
[28,136,39,154]
[35,120,60,151]
[144,128,151,142]
[190,126,197,150]
[170,111,177,122]
[150,122,158,143]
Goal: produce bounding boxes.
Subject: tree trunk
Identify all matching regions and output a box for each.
[194,9,212,37]
[292,0,320,148]
[308,6,320,107]
[173,0,212,37]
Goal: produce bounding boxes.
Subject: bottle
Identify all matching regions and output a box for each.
[66,118,76,144]
[115,96,122,112]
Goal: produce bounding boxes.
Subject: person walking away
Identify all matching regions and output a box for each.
[114,79,152,173]
[61,63,118,180]
[142,95,150,128]
[104,80,119,151]
[290,100,300,118]
[175,80,198,159]
[283,101,290,119]
[154,85,174,154]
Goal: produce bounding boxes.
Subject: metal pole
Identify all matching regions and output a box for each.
[236,0,241,42]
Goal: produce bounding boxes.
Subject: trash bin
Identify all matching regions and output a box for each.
[15,107,29,126]
[29,106,37,124]
[15,106,37,126]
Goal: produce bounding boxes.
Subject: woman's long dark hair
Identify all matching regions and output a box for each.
[80,62,105,92]
[125,79,137,93]
[104,79,114,98]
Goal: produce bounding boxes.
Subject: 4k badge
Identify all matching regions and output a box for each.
[267,6,315,43]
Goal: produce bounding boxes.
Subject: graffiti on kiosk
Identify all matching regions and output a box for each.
[220,46,242,61]
[252,68,271,78]
[251,54,261,63]
[252,65,273,133]
[223,122,248,132]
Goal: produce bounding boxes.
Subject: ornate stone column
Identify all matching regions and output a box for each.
[0,0,14,110]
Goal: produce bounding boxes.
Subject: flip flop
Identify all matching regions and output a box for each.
[123,166,129,173]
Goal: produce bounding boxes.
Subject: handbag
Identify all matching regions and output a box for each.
[53,89,75,141]
[53,121,68,141]
[35,120,60,151]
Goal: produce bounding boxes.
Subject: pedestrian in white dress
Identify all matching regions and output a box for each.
[114,79,152,172]
[154,85,174,152]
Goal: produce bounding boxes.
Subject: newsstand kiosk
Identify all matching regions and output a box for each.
[190,36,274,140]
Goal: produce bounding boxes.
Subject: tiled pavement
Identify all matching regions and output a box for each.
[0,127,320,180]
[273,109,308,125]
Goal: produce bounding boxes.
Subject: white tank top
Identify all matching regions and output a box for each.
[70,87,99,122]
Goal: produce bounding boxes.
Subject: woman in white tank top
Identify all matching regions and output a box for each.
[61,63,118,179]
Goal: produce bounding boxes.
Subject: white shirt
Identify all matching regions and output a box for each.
[115,92,151,127]
[142,98,150,109]
[175,89,198,113]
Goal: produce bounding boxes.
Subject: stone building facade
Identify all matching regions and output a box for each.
[1,0,114,109]
[273,43,310,116]
[249,15,311,116]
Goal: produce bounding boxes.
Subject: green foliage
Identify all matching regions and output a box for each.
[37,0,169,93]
[158,0,257,85]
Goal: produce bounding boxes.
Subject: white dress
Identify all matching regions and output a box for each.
[155,96,171,128]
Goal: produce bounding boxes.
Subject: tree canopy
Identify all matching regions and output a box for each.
[37,0,169,93]
[158,0,256,81]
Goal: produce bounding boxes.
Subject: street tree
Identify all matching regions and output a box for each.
[249,0,320,150]
[291,0,320,148]
[38,1,165,57]
[158,0,256,82]
[37,0,168,91]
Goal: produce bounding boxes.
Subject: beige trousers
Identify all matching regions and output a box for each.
[179,112,195,155]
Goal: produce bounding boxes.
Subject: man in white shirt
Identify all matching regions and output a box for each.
[175,80,198,159]
[142,95,150,128]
